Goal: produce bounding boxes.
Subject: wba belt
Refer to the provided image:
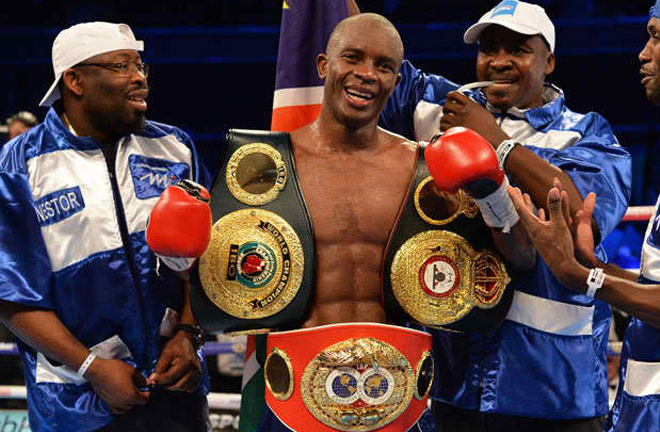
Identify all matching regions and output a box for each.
[383,145,512,332]
[190,129,315,334]
[264,323,433,432]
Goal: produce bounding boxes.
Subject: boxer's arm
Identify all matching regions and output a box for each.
[0,300,149,413]
[426,127,535,270]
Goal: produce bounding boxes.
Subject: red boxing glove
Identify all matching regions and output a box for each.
[425,127,518,232]
[146,179,212,271]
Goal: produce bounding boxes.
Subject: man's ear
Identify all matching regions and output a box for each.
[545,52,556,75]
[317,53,328,80]
[61,69,85,98]
[395,72,402,87]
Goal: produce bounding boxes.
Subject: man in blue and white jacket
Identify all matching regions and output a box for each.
[378,1,631,431]
[0,22,211,432]
[510,2,660,430]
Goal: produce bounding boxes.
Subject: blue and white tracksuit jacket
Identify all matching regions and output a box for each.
[0,108,211,432]
[380,61,632,419]
[606,195,660,431]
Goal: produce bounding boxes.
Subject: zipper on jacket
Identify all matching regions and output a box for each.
[103,144,149,369]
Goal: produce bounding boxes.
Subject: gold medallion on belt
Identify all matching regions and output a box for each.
[198,209,304,319]
[299,338,419,431]
[390,230,510,326]
[225,143,288,206]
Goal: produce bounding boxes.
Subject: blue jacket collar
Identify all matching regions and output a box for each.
[45,108,106,151]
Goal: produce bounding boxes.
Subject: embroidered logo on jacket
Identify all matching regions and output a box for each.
[491,0,518,18]
[128,154,190,200]
[34,186,86,227]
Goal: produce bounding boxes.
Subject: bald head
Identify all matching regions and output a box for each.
[326,13,404,64]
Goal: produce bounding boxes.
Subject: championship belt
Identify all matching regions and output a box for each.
[190,130,315,334]
[264,323,433,432]
[382,145,512,332]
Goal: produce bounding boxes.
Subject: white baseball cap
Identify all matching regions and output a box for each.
[463,1,555,53]
[40,22,144,107]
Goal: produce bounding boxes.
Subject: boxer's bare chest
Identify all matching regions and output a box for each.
[291,132,416,325]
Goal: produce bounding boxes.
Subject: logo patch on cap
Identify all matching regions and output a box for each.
[129,154,190,200]
[490,0,518,18]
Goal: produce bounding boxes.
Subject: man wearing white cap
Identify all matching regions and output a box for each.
[373,1,631,431]
[0,22,211,431]
[507,1,660,431]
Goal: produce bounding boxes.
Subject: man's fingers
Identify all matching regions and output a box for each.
[447,91,471,104]
[507,185,540,228]
[546,188,569,228]
[584,192,596,218]
[164,371,200,393]
[561,190,572,226]
[133,389,151,405]
[552,177,563,192]
[152,358,186,387]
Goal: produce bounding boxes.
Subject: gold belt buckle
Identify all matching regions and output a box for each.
[299,338,422,431]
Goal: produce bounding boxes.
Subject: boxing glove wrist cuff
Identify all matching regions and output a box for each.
[496,139,519,170]
[158,255,196,272]
[585,268,605,297]
[471,176,520,233]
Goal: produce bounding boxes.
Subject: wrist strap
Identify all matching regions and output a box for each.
[174,324,204,349]
[496,139,518,170]
[77,352,97,378]
[586,268,605,297]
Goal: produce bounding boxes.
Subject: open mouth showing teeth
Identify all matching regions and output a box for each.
[345,89,374,100]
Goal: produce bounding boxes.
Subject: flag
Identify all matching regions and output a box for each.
[271,0,349,132]
[238,1,349,431]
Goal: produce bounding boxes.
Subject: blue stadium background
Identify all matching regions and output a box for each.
[1,0,658,269]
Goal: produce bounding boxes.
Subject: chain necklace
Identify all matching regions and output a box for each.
[62,113,79,137]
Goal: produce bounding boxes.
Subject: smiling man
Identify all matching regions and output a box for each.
[373,1,632,431]
[0,22,210,432]
[206,12,534,432]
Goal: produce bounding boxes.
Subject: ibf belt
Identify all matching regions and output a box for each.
[264,323,433,432]
[383,145,512,332]
[190,130,315,334]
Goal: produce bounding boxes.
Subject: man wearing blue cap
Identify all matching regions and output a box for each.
[364,0,632,431]
[0,22,211,431]
[508,1,660,431]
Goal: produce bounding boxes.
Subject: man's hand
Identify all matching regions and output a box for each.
[440,91,509,147]
[573,191,598,267]
[148,331,202,392]
[85,358,150,414]
[508,183,584,287]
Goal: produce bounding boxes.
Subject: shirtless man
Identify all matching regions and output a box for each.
[295,14,532,330]
[258,13,532,431]
[151,12,534,432]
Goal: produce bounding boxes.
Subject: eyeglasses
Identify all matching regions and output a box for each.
[73,61,149,77]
